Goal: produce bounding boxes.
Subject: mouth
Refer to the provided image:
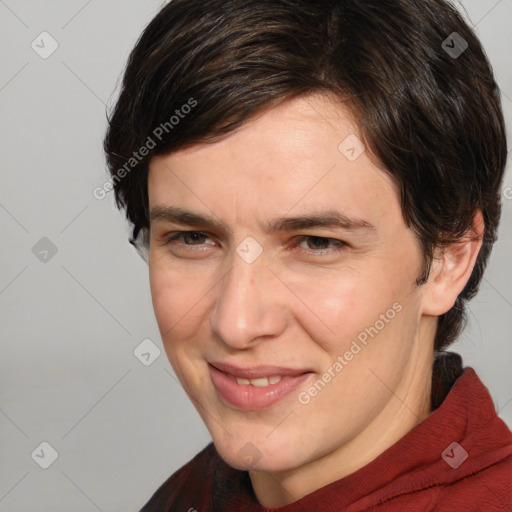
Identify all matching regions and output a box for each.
[208,361,314,410]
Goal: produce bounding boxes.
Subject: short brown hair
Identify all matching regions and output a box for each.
[103,0,507,353]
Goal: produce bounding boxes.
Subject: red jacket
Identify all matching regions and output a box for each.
[141,367,512,511]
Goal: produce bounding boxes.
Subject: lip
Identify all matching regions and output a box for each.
[209,361,310,379]
[208,362,314,411]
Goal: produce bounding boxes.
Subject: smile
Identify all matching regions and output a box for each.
[233,375,283,386]
[208,362,314,410]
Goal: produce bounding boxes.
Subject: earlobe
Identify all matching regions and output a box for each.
[422,210,484,317]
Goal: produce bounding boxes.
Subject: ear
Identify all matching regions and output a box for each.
[421,210,484,317]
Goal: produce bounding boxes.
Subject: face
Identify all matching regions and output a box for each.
[147,94,433,475]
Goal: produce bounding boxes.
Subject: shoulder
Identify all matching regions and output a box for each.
[140,443,219,511]
[434,454,512,511]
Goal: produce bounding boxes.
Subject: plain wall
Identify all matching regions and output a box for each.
[0,1,511,510]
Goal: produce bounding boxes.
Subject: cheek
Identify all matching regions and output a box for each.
[149,267,194,381]
[285,267,400,351]
[149,261,191,336]
[149,260,216,368]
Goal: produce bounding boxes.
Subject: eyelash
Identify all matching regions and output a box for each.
[163,231,347,255]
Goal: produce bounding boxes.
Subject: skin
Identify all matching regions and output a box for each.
[147,94,483,507]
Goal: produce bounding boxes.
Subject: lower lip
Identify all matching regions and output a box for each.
[208,364,313,411]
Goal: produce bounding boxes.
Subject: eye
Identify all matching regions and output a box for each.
[164,231,215,247]
[295,236,347,254]
[161,232,347,257]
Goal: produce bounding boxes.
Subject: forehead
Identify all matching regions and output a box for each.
[152,95,364,174]
[147,95,401,232]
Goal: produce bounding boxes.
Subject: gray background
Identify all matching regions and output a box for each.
[0,1,511,511]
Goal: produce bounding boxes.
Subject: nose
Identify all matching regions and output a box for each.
[210,252,287,350]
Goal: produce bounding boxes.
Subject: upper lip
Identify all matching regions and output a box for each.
[209,361,312,379]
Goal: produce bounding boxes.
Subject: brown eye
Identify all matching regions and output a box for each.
[164,232,215,248]
[296,236,347,254]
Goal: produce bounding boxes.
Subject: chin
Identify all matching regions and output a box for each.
[213,436,306,473]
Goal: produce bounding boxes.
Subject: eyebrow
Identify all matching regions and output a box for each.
[150,206,376,235]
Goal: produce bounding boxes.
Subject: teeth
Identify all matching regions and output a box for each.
[235,375,283,386]
[251,377,272,387]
